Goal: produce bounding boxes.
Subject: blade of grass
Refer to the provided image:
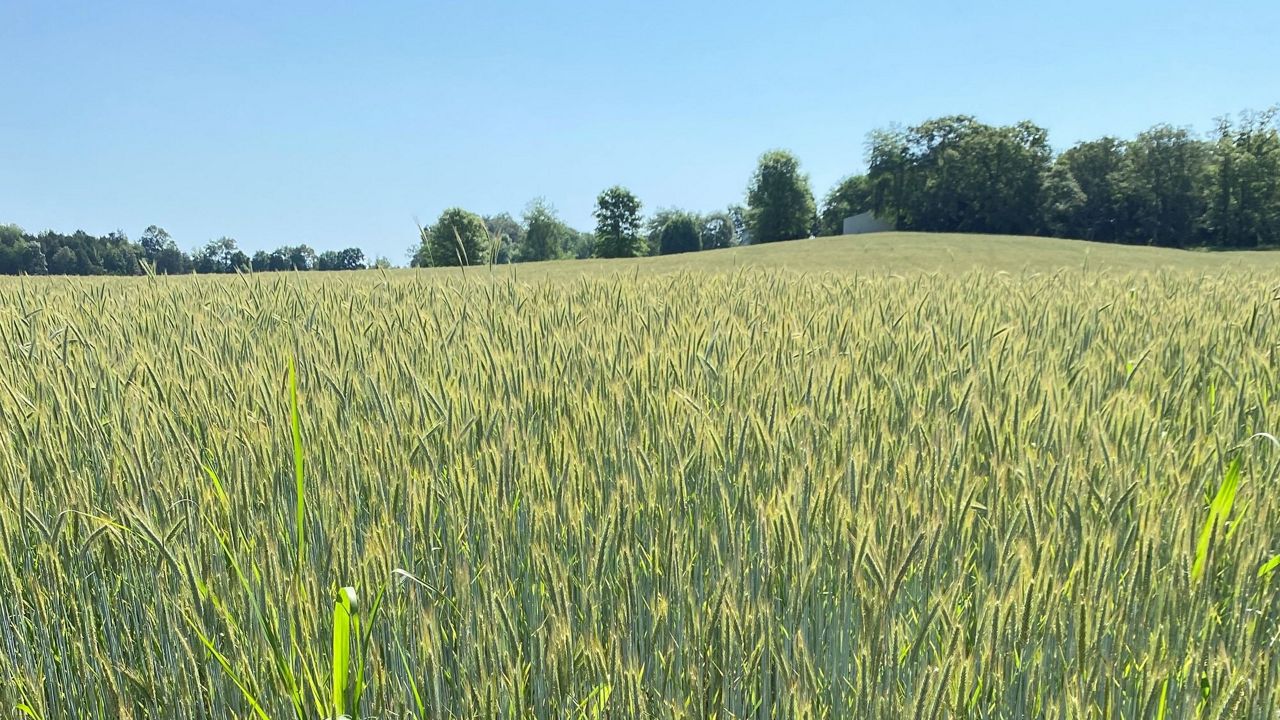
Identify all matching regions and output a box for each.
[332,586,358,717]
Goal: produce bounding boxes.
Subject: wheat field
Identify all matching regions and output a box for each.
[1,258,1279,718]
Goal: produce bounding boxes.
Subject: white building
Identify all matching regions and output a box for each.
[842,211,894,235]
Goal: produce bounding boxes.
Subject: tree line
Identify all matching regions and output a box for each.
[410,105,1280,266]
[0,224,392,276]
[861,108,1280,248]
[5,106,1277,275]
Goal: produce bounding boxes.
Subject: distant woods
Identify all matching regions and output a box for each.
[3,106,1277,275]
[0,224,390,276]
[863,108,1280,249]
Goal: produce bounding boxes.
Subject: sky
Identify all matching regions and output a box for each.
[2,1,1278,261]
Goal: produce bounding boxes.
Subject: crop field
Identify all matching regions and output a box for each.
[1,237,1279,718]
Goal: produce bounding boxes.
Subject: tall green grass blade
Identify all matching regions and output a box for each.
[289,356,306,574]
[1192,457,1241,581]
[332,586,358,717]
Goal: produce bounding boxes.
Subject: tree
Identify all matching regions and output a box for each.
[1040,162,1087,238]
[657,212,701,254]
[317,248,366,270]
[339,247,366,270]
[1119,125,1209,247]
[520,199,570,262]
[645,208,690,256]
[154,244,192,274]
[819,175,873,236]
[426,208,488,266]
[49,246,77,274]
[867,126,913,229]
[373,256,394,269]
[139,225,172,260]
[484,213,524,264]
[565,229,596,259]
[272,244,317,271]
[746,150,816,243]
[593,186,645,258]
[727,205,750,246]
[99,231,142,275]
[1204,108,1280,248]
[0,225,43,275]
[865,117,1051,236]
[1054,137,1129,241]
[316,250,342,271]
[193,237,243,273]
[137,225,191,273]
[699,212,735,250]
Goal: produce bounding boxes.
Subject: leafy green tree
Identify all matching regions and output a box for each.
[316,248,366,270]
[273,245,317,271]
[0,225,47,275]
[21,240,47,275]
[1204,108,1280,248]
[49,246,77,274]
[98,231,143,275]
[1119,125,1209,247]
[1054,137,1129,241]
[645,208,689,256]
[373,256,394,269]
[155,244,192,274]
[0,224,21,247]
[193,237,244,273]
[485,213,523,264]
[426,208,488,266]
[565,229,596,259]
[699,212,735,249]
[866,117,1051,235]
[867,126,913,229]
[819,175,873,235]
[139,225,171,261]
[1040,162,1087,238]
[746,150,816,243]
[138,225,192,273]
[727,204,750,246]
[520,199,570,262]
[593,186,645,258]
[657,212,701,254]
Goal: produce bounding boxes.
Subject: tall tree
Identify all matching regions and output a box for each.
[1040,162,1087,238]
[1053,137,1129,241]
[0,224,46,275]
[427,208,489,266]
[1204,108,1280,248]
[593,186,645,258]
[699,211,735,250]
[645,208,690,256]
[565,229,597,259]
[484,212,524,264]
[193,237,244,273]
[746,150,817,243]
[657,212,701,254]
[1120,125,1210,247]
[315,249,366,271]
[139,225,172,260]
[866,117,1051,235]
[520,199,570,262]
[867,126,913,229]
[819,175,873,236]
[727,204,750,246]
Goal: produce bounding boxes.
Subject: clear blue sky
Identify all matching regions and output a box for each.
[3,0,1277,261]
